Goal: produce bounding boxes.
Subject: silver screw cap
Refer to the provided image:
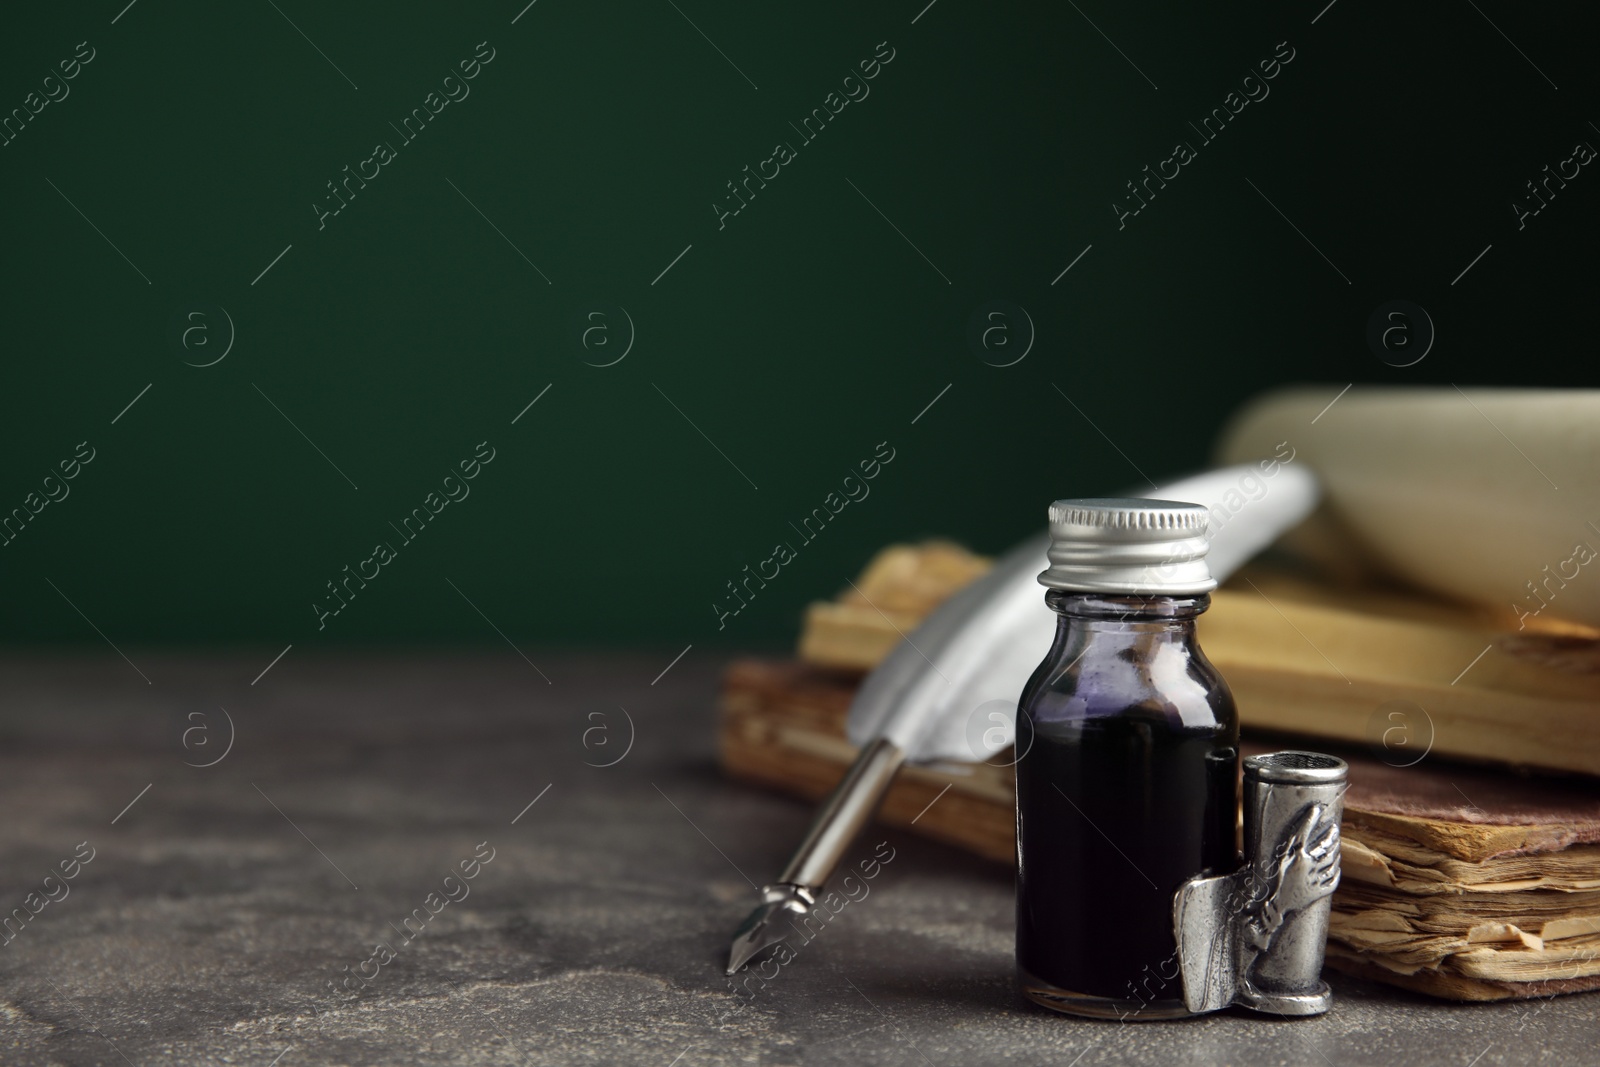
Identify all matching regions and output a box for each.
[1038,497,1216,595]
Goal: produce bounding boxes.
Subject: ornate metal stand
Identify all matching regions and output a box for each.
[1173,751,1348,1016]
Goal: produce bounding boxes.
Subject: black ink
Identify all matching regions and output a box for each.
[1015,592,1238,1019]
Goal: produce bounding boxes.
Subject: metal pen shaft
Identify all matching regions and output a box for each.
[725,737,905,973]
[780,737,905,886]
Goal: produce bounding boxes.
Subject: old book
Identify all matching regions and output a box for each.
[797,541,993,670]
[797,544,1600,776]
[719,657,1600,1001]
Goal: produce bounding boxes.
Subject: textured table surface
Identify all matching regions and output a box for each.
[0,650,1594,1066]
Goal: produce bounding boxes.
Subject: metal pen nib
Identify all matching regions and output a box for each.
[724,738,905,972]
[726,884,816,974]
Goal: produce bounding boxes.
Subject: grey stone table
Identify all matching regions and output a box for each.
[0,651,1593,1066]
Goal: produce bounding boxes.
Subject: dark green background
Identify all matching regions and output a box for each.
[2,0,1596,650]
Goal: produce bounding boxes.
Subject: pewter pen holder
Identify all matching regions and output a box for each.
[1173,751,1347,1016]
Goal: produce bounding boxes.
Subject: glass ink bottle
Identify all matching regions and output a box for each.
[1015,498,1239,1020]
